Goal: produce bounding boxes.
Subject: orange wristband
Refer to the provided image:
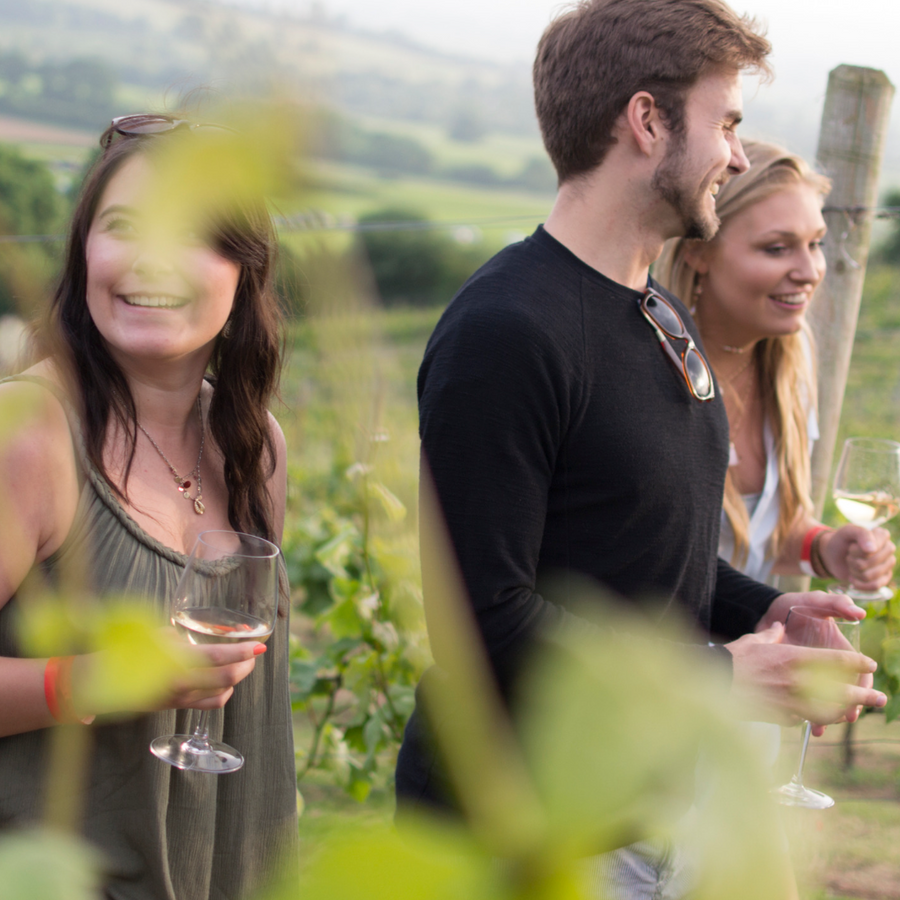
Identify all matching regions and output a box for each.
[44,656,94,725]
[44,656,64,722]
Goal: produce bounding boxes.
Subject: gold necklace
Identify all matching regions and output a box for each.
[717,356,756,468]
[137,397,206,515]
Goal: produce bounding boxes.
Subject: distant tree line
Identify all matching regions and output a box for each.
[306,108,556,192]
[0,144,66,317]
[875,188,900,266]
[333,69,538,138]
[276,206,496,314]
[0,50,117,130]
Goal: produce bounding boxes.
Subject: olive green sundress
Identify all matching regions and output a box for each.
[0,377,298,900]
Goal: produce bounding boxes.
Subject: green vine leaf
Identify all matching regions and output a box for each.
[0,828,103,900]
[315,525,359,578]
[369,482,407,522]
[884,691,900,724]
[881,636,900,683]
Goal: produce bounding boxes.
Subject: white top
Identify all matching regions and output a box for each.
[718,410,819,585]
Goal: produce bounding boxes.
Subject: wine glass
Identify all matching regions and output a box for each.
[832,437,900,602]
[150,530,280,774]
[773,606,860,809]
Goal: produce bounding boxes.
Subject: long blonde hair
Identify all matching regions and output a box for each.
[655,140,831,566]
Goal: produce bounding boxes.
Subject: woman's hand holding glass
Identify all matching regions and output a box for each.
[160,639,264,711]
[63,622,264,723]
[151,530,279,773]
[817,524,896,596]
[831,438,900,601]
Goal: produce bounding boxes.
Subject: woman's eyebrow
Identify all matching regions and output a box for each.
[96,203,138,220]
[759,227,827,240]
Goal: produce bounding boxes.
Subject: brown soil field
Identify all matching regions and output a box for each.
[0,115,94,146]
[778,712,900,899]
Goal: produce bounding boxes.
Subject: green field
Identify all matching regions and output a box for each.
[779,713,900,899]
[350,112,548,177]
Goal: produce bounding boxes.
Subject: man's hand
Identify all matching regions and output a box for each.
[725,619,886,727]
[756,589,864,634]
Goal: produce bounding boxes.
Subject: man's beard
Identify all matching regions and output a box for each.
[651,137,719,241]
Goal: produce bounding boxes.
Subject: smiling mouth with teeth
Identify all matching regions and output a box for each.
[121,294,188,309]
[770,293,808,306]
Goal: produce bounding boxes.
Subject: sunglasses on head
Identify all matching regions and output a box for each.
[100,114,236,149]
[639,288,715,402]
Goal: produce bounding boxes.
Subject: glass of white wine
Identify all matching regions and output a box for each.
[773,606,860,809]
[150,530,280,773]
[832,437,900,602]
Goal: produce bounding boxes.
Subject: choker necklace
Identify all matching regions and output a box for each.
[137,397,206,515]
[722,344,750,354]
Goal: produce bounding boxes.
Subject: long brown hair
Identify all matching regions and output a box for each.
[41,126,284,542]
[655,140,831,566]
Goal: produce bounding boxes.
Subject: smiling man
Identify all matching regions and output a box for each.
[396,2,887,897]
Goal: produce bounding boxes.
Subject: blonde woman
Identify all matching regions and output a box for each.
[656,140,895,590]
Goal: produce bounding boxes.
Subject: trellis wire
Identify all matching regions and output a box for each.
[0,212,542,243]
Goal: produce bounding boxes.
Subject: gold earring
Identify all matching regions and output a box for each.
[690,279,702,315]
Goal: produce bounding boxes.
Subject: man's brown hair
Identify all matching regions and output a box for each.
[533,0,771,184]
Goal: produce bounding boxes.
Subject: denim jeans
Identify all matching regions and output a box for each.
[583,838,694,900]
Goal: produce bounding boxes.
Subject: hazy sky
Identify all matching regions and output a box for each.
[270,0,900,89]
[241,0,900,177]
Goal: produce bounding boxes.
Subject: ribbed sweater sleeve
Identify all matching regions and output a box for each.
[418,297,577,685]
[710,557,781,640]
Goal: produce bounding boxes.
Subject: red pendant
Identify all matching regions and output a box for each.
[182,480,191,490]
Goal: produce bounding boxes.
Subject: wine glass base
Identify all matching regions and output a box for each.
[771,780,834,809]
[828,583,894,603]
[150,734,244,774]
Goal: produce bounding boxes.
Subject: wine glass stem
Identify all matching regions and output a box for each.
[188,709,212,750]
[793,720,813,786]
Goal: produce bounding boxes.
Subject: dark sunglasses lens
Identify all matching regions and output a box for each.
[645,296,684,337]
[685,348,713,399]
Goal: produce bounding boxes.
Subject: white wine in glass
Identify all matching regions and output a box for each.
[832,438,900,602]
[773,606,861,809]
[150,530,280,774]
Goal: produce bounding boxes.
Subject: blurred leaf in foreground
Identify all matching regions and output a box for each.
[417,455,792,896]
[0,828,102,900]
[16,595,190,717]
[510,600,791,898]
[284,821,495,900]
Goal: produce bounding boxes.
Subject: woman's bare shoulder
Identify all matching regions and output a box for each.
[267,410,287,455]
[0,359,80,562]
[0,361,73,444]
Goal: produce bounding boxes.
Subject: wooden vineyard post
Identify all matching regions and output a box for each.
[779,66,894,595]
[809,65,895,514]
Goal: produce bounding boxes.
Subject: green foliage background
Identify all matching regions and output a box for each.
[0,144,65,316]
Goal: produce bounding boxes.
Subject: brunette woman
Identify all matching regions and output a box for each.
[0,115,296,899]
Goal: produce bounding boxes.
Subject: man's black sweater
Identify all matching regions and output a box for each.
[396,226,779,807]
